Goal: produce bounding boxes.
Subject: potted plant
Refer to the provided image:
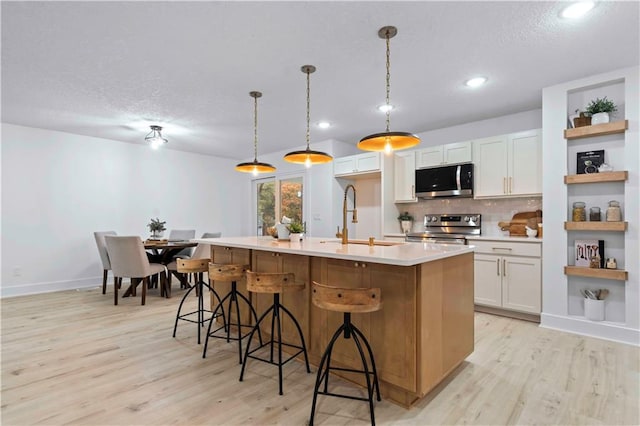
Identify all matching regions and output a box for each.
[288,222,304,243]
[148,217,166,239]
[585,96,617,125]
[398,211,414,234]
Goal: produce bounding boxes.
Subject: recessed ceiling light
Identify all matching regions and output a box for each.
[560,1,595,19]
[465,77,488,88]
[377,104,395,113]
[317,121,331,129]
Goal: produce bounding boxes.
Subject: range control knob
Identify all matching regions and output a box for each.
[464,216,470,222]
[431,216,438,222]
[470,215,478,222]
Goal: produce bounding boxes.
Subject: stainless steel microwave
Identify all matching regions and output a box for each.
[415,163,474,199]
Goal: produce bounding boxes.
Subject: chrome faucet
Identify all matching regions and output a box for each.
[336,184,357,244]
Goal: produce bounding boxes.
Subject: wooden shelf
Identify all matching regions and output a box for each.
[564,120,629,139]
[564,171,628,184]
[564,120,628,140]
[564,221,628,231]
[564,266,628,281]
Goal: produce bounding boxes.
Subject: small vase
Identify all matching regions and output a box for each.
[591,112,610,125]
[400,220,413,234]
[151,230,164,239]
[289,233,302,243]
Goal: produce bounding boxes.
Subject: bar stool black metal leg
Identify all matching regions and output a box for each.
[239,304,275,382]
[279,304,311,373]
[310,325,344,426]
[174,277,226,344]
[351,330,375,425]
[352,325,381,401]
[202,291,232,358]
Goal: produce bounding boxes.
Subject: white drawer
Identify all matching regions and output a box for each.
[471,240,541,257]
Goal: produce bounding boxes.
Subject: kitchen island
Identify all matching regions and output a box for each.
[195,236,474,408]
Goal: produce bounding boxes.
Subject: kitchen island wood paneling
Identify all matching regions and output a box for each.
[199,236,474,407]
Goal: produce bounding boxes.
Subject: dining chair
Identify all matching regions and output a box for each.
[93,231,117,295]
[169,229,197,259]
[105,236,168,305]
[166,233,220,291]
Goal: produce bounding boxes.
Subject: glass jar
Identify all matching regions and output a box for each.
[572,201,586,222]
[589,206,601,221]
[606,200,622,222]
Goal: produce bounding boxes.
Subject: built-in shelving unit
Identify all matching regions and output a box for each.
[563,120,628,140]
[564,266,628,281]
[564,221,628,231]
[564,171,628,184]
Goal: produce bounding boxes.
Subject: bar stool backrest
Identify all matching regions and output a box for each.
[177,258,209,274]
[312,281,382,313]
[208,263,248,282]
[246,271,304,294]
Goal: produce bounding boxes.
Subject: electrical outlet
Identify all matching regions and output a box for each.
[13,267,22,277]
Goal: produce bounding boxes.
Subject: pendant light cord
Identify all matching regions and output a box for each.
[253,94,259,162]
[385,30,391,133]
[306,69,311,149]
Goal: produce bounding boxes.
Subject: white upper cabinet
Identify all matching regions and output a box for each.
[334,152,381,177]
[394,151,417,203]
[473,129,541,198]
[415,141,472,169]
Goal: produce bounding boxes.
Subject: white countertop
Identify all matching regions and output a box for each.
[194,236,474,267]
[467,235,542,243]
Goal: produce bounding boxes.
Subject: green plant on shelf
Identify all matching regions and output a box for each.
[585,96,617,115]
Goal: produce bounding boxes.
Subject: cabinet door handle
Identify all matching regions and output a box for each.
[509,177,512,194]
[361,263,367,268]
[354,262,359,267]
[492,247,512,251]
[497,258,500,276]
[503,259,507,276]
[411,185,415,199]
[503,177,507,194]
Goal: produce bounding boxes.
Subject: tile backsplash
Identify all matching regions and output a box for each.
[396,197,543,236]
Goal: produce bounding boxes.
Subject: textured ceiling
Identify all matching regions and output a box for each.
[2,1,639,159]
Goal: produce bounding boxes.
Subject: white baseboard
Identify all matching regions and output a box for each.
[541,313,640,347]
[1,276,108,298]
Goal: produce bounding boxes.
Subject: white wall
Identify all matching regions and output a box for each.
[1,124,249,297]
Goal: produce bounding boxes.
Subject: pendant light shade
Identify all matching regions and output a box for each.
[284,65,333,167]
[359,26,420,153]
[235,91,276,175]
[145,125,168,149]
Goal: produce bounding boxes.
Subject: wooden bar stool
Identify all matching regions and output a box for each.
[203,263,262,364]
[239,271,311,395]
[309,281,382,426]
[172,259,226,344]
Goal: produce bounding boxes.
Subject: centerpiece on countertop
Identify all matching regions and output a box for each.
[586,96,617,125]
[288,222,304,243]
[398,211,414,234]
[148,217,166,239]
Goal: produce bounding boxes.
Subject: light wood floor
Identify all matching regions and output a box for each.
[1,286,638,425]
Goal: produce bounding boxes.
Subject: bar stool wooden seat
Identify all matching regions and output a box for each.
[203,263,262,364]
[172,258,226,344]
[239,271,311,395]
[309,281,382,426]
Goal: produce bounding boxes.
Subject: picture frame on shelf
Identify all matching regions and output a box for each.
[575,239,604,268]
[576,150,604,174]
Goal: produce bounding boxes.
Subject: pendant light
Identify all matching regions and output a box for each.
[283,65,333,167]
[358,26,420,154]
[235,91,276,175]
[145,125,168,149]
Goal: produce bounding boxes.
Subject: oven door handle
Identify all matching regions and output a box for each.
[456,165,462,191]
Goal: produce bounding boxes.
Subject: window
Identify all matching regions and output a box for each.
[254,174,304,236]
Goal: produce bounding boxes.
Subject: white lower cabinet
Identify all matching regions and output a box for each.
[473,240,541,315]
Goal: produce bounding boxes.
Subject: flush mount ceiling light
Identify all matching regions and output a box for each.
[145,125,168,149]
[377,104,395,113]
[561,1,595,19]
[359,26,420,154]
[284,65,333,167]
[465,76,488,88]
[235,91,276,175]
[317,121,332,129]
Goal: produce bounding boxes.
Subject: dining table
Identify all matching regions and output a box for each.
[122,240,198,298]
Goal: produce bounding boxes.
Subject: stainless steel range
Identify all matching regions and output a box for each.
[406,214,481,244]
